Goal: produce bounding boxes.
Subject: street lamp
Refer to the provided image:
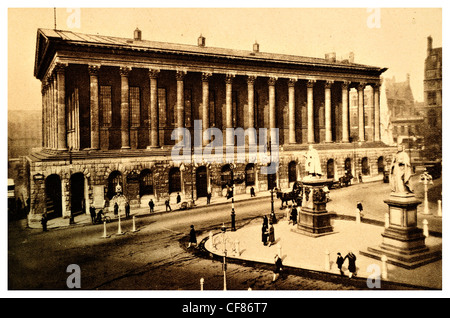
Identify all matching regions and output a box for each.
[221,223,227,291]
[420,172,433,215]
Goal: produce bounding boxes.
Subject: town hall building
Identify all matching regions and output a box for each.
[27,27,394,221]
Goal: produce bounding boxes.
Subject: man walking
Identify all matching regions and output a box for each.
[165,198,172,212]
[148,199,155,213]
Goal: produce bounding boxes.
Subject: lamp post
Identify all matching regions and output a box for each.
[221,223,227,291]
[420,172,433,215]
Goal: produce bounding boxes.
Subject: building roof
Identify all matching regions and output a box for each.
[35,28,386,79]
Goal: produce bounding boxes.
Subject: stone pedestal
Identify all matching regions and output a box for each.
[361,194,441,269]
[293,177,334,237]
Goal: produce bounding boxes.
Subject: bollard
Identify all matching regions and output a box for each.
[438,200,442,217]
[200,278,204,291]
[102,221,109,238]
[132,215,139,232]
[422,219,429,237]
[356,209,361,224]
[384,213,390,229]
[324,250,330,271]
[117,214,124,235]
[235,240,240,256]
[381,255,388,280]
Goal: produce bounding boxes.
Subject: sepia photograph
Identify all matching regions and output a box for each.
[4,2,447,303]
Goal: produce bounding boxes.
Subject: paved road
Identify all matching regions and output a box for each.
[8,175,440,291]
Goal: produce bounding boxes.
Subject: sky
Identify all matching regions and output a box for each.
[6,6,442,111]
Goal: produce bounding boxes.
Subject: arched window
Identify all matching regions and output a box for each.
[344,158,352,175]
[327,159,335,179]
[169,167,181,194]
[361,157,370,176]
[45,174,62,218]
[139,169,153,196]
[70,172,85,215]
[288,161,297,183]
[196,166,208,198]
[221,164,233,188]
[377,157,385,174]
[245,163,255,187]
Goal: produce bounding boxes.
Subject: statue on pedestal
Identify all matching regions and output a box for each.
[389,145,413,195]
[304,144,322,178]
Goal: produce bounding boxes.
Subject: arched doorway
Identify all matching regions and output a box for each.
[361,157,370,176]
[344,158,352,175]
[196,166,208,198]
[45,174,62,219]
[245,163,255,187]
[139,169,154,196]
[288,161,297,183]
[377,156,385,174]
[169,167,181,194]
[107,171,122,200]
[221,164,233,188]
[327,159,335,179]
[70,172,85,216]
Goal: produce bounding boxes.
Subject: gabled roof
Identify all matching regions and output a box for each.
[34,28,387,79]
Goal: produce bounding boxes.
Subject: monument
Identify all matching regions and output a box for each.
[294,145,334,237]
[361,145,441,268]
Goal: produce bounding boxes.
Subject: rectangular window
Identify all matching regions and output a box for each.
[428,91,437,105]
[129,86,140,127]
[100,86,112,127]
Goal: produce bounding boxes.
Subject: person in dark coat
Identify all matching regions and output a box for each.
[336,252,345,276]
[344,251,357,278]
[262,224,268,246]
[263,215,268,228]
[125,202,130,218]
[90,206,96,224]
[165,198,172,212]
[41,213,48,232]
[290,206,298,225]
[250,186,256,197]
[272,254,283,281]
[268,224,275,246]
[356,201,364,220]
[113,202,119,217]
[176,192,181,204]
[148,199,155,213]
[188,225,197,248]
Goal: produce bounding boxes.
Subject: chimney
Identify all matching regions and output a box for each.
[427,36,433,56]
[253,41,259,53]
[325,52,336,62]
[348,52,355,63]
[198,34,206,47]
[134,27,142,41]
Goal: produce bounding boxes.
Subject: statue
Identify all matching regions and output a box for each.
[389,144,413,195]
[115,181,123,195]
[304,144,322,177]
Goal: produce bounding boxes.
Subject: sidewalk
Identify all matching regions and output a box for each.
[200,217,442,289]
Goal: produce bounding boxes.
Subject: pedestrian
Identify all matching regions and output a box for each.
[262,223,268,246]
[206,191,211,205]
[41,213,48,232]
[263,215,268,228]
[125,201,130,218]
[290,205,298,225]
[272,254,283,282]
[250,186,256,197]
[113,202,119,217]
[336,252,345,276]
[165,198,172,212]
[356,201,364,222]
[268,223,275,246]
[188,224,197,248]
[176,192,181,204]
[90,206,96,224]
[344,251,357,278]
[148,199,155,213]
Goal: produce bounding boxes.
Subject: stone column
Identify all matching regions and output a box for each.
[176,70,186,129]
[367,85,375,142]
[226,74,234,146]
[325,80,333,143]
[52,74,57,149]
[341,81,350,143]
[120,66,131,149]
[288,78,297,144]
[307,80,315,143]
[148,69,160,148]
[55,63,67,151]
[41,83,47,148]
[202,72,212,146]
[247,75,256,145]
[89,65,100,150]
[268,77,277,131]
[357,83,366,142]
[373,83,381,142]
